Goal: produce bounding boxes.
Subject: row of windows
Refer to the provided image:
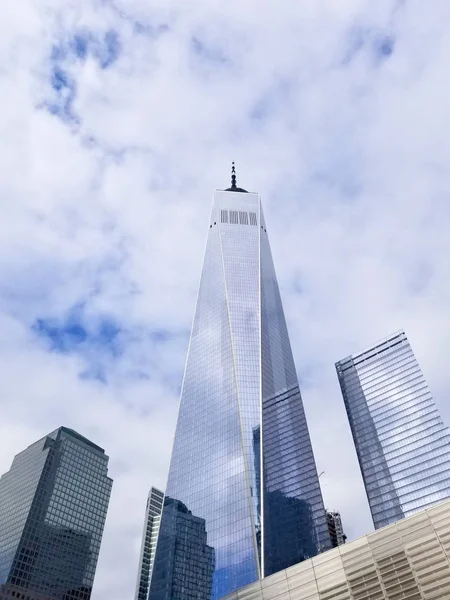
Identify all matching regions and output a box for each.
[361,432,450,475]
[337,342,409,378]
[219,209,258,225]
[352,392,434,436]
[344,372,425,410]
[346,380,429,423]
[358,422,448,463]
[339,348,413,392]
[354,411,443,450]
[356,352,416,385]
[368,461,450,500]
[355,345,412,375]
[350,333,406,361]
[365,448,450,485]
[341,356,415,396]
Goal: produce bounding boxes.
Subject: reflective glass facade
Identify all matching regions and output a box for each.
[149,188,330,600]
[336,330,450,530]
[0,427,112,600]
[134,487,163,600]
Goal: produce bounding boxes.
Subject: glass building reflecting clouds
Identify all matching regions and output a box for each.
[149,172,330,600]
[336,330,450,530]
[0,427,112,600]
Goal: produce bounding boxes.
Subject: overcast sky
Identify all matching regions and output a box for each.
[2,0,450,598]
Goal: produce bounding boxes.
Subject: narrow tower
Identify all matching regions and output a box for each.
[336,330,450,529]
[149,168,330,600]
[134,487,164,600]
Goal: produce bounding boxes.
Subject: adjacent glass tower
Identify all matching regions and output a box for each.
[0,427,113,600]
[149,169,330,600]
[336,330,450,530]
[134,487,164,600]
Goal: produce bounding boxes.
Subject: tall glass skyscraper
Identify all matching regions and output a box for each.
[0,427,112,600]
[336,330,450,530]
[149,167,330,600]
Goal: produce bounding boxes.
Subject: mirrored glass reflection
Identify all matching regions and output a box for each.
[0,427,112,600]
[149,189,330,600]
[336,331,450,529]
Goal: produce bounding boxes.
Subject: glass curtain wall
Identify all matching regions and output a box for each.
[336,331,450,529]
[149,187,330,600]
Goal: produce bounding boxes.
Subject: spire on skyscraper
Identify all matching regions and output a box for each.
[226,161,248,193]
[148,179,331,600]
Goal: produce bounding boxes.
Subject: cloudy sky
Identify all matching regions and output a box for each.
[2,0,450,597]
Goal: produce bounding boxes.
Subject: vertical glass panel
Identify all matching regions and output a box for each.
[150,192,260,600]
[134,487,163,600]
[260,207,331,575]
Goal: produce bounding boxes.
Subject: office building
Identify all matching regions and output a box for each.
[149,166,330,600]
[336,330,450,530]
[134,487,164,600]
[0,427,113,600]
[150,497,215,600]
[326,511,346,548]
[222,497,450,600]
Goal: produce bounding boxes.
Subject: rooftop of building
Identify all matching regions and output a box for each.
[58,426,105,453]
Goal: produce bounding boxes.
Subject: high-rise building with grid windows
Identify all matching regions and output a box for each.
[134,487,164,600]
[336,330,450,530]
[148,167,331,600]
[0,427,112,600]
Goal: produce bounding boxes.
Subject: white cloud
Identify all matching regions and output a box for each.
[1,0,450,598]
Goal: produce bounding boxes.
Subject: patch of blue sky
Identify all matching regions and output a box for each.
[32,302,121,357]
[54,28,122,70]
[341,26,396,66]
[44,28,122,123]
[33,309,122,385]
[45,65,79,124]
[375,36,395,59]
[191,37,232,67]
[80,30,120,68]
[31,300,189,386]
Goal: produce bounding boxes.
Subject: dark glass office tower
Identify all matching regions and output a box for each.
[0,427,113,600]
[150,497,215,600]
[149,169,330,600]
[336,330,450,530]
[134,487,164,600]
